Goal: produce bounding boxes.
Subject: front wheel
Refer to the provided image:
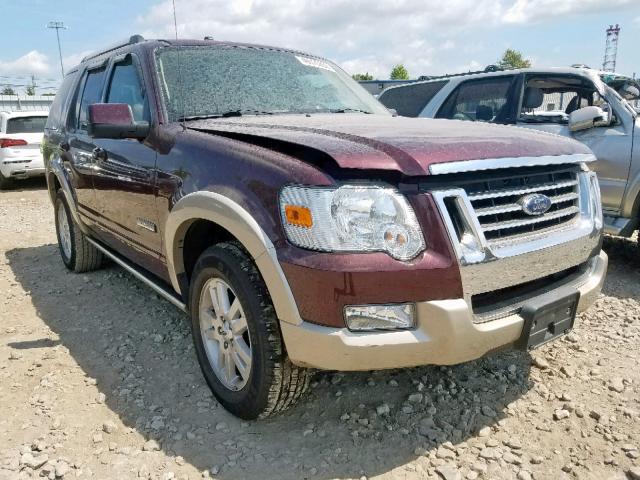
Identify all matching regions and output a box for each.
[190,242,310,419]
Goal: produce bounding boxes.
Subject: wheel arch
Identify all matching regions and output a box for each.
[165,191,302,326]
[48,156,83,228]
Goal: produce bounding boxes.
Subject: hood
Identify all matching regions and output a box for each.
[187,114,591,176]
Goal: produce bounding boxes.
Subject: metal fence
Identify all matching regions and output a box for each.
[0,95,55,112]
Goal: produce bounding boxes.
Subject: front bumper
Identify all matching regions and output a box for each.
[281,250,607,371]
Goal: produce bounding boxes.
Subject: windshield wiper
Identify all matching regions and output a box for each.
[179,109,277,122]
[329,108,372,114]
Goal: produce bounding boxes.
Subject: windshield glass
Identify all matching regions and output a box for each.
[6,116,48,134]
[156,46,389,121]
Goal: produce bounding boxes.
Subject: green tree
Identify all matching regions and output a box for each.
[352,72,374,81]
[390,64,409,80]
[26,85,36,96]
[497,49,531,69]
[1,86,16,95]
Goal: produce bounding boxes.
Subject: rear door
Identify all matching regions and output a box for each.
[65,65,107,218]
[89,52,162,274]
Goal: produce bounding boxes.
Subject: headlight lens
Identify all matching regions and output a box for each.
[280,185,425,260]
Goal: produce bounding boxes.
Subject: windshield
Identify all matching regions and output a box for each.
[155,46,389,121]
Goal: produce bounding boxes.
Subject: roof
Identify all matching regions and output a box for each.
[77,34,327,67]
[0,110,49,118]
[380,66,606,97]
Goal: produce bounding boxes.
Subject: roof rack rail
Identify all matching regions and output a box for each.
[81,34,145,63]
[417,64,518,82]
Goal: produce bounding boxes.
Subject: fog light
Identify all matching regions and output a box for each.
[344,303,416,331]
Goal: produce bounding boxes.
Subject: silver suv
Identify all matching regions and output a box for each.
[378,67,640,242]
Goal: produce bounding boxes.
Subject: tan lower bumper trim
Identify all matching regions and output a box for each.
[281,251,607,371]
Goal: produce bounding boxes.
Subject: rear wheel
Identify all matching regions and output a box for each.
[0,171,13,190]
[54,191,103,272]
[189,241,310,419]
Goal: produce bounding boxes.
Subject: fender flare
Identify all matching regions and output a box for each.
[164,191,303,326]
[49,156,84,229]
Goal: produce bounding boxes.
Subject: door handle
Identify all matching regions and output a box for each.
[92,147,107,162]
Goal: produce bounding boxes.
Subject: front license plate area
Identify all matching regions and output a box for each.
[516,290,580,350]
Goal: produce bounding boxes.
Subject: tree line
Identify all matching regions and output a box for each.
[352,48,531,81]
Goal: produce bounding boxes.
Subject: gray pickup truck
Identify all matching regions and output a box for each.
[378,67,640,242]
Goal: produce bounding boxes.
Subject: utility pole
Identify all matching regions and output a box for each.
[47,21,67,78]
[27,74,38,96]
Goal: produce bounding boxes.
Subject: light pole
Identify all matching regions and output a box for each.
[47,21,67,78]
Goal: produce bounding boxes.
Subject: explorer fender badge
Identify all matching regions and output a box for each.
[518,193,552,216]
[136,217,157,232]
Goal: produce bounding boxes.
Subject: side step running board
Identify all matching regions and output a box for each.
[86,237,187,312]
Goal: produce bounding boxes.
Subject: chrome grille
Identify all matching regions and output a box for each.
[463,166,580,243]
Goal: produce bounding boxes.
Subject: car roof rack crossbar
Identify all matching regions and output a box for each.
[417,65,518,82]
[81,35,145,63]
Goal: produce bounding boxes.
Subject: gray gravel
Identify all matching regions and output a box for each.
[0,183,639,480]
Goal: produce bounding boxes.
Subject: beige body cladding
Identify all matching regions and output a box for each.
[164,191,304,326]
[162,191,607,372]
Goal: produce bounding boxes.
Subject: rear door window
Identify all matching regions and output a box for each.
[378,80,448,117]
[77,67,107,131]
[106,56,150,122]
[436,76,517,123]
[6,116,48,134]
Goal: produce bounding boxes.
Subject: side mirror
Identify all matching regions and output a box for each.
[619,84,640,101]
[568,106,609,132]
[88,103,150,139]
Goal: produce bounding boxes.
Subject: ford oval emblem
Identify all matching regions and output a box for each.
[518,193,552,216]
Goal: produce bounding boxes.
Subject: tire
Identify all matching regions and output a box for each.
[54,190,103,273]
[0,171,13,190]
[189,241,310,419]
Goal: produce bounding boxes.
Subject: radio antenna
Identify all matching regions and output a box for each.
[171,0,186,127]
[172,0,179,40]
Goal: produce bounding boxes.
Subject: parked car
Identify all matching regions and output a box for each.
[43,36,606,419]
[378,67,640,242]
[0,110,48,189]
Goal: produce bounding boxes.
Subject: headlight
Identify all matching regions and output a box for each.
[279,185,425,260]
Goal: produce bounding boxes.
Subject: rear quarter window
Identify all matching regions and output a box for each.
[6,116,48,134]
[46,71,78,131]
[379,81,448,117]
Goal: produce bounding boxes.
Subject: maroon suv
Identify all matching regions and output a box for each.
[43,35,607,419]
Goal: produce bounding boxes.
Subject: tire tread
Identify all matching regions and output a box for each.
[197,241,310,418]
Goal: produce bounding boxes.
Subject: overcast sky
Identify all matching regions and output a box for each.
[1,0,639,94]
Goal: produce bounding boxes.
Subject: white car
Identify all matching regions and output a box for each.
[0,111,48,189]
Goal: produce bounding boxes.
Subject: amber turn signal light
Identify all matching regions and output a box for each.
[284,205,313,228]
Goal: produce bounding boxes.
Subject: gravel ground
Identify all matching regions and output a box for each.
[0,181,639,480]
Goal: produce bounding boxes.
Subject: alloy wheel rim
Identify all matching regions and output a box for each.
[57,204,72,260]
[199,278,252,391]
